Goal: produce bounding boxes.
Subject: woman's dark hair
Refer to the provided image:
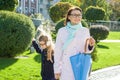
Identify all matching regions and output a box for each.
[64,6,82,26]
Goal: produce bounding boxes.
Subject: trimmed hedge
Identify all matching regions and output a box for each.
[0,0,18,11]
[90,25,109,43]
[49,2,73,23]
[117,17,120,21]
[0,11,35,57]
[85,6,105,22]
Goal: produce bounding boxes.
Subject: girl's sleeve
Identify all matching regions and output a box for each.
[54,29,63,74]
[32,40,42,54]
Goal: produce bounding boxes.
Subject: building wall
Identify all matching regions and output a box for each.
[17,0,60,19]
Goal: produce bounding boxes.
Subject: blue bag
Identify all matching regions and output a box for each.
[70,53,91,80]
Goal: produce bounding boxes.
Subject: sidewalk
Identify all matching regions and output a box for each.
[90,65,120,80]
[100,40,120,42]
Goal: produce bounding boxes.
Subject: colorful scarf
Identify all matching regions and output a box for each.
[62,22,83,50]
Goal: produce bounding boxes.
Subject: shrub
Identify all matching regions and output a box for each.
[81,19,89,28]
[49,2,73,23]
[55,18,65,32]
[55,18,89,33]
[91,45,98,62]
[0,11,35,57]
[0,0,18,11]
[85,6,105,22]
[90,25,109,43]
[117,17,120,21]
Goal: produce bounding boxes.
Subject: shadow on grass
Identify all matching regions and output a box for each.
[34,54,41,63]
[97,44,109,49]
[0,58,18,70]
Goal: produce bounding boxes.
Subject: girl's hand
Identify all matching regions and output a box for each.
[55,73,60,80]
[32,38,35,41]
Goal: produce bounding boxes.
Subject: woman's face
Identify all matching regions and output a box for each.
[39,41,47,49]
[68,10,82,25]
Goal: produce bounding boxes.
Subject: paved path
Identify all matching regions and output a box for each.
[100,40,120,42]
[90,65,120,80]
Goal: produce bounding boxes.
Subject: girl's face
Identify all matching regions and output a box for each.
[68,10,82,25]
[39,41,47,49]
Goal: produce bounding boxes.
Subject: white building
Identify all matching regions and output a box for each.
[17,0,60,19]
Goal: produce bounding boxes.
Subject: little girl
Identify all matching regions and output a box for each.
[32,35,55,80]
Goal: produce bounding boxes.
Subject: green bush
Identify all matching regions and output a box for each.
[51,32,56,42]
[0,11,35,57]
[55,18,89,33]
[85,6,105,22]
[0,0,18,11]
[49,2,73,23]
[81,19,89,28]
[117,17,120,21]
[91,45,98,62]
[55,18,65,32]
[90,25,109,43]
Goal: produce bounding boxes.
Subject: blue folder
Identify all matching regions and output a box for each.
[70,53,91,80]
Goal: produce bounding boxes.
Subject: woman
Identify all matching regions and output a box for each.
[54,6,95,80]
[32,34,55,80]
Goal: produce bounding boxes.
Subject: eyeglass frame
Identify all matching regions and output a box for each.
[69,14,82,18]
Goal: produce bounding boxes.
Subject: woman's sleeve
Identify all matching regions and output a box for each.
[32,40,42,54]
[54,29,63,74]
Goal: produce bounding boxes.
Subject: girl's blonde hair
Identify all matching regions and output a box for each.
[39,35,54,63]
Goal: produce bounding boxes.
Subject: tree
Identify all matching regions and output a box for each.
[49,2,73,23]
[60,0,81,6]
[90,25,109,43]
[109,0,120,20]
[80,0,112,20]
[0,0,18,11]
[0,11,35,57]
[85,6,105,22]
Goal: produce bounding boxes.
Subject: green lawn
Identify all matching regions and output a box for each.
[92,42,120,71]
[0,51,42,80]
[0,42,120,79]
[106,31,120,40]
[0,31,120,79]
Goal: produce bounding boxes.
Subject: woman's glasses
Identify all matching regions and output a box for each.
[70,14,82,18]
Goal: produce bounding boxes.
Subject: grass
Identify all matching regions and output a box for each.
[0,51,42,80]
[92,42,120,71]
[0,31,120,79]
[0,42,120,79]
[106,31,120,40]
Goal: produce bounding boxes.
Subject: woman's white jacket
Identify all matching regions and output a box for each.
[54,27,92,80]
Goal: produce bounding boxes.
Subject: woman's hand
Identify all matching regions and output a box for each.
[55,73,61,80]
[89,37,95,46]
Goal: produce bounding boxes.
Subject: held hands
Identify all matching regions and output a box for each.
[55,73,60,80]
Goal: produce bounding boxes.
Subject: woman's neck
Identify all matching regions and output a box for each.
[70,22,80,25]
